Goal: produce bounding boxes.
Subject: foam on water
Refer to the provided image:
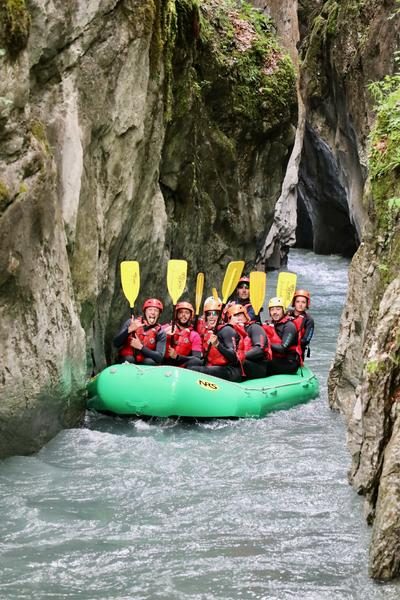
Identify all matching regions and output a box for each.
[1,250,399,600]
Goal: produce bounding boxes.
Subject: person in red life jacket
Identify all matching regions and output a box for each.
[226,276,259,323]
[289,289,314,359]
[226,304,271,379]
[194,296,214,336]
[186,297,242,382]
[262,297,302,376]
[113,298,166,365]
[163,301,202,366]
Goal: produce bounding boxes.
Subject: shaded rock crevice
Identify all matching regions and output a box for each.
[252,0,361,265]
[297,123,359,257]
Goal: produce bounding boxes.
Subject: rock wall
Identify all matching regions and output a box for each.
[0,0,297,457]
[319,0,400,581]
[297,0,399,257]
[252,0,362,266]
[158,0,297,299]
[255,0,400,581]
[252,0,306,268]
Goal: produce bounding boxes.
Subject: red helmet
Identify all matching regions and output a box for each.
[237,276,250,287]
[175,301,194,319]
[292,289,311,308]
[226,304,249,321]
[142,298,163,312]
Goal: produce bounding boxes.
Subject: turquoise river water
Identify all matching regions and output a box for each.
[1,249,400,599]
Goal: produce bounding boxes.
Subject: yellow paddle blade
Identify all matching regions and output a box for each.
[167,259,187,305]
[250,271,266,316]
[120,261,140,310]
[195,272,205,315]
[212,287,219,301]
[276,271,297,309]
[221,260,245,303]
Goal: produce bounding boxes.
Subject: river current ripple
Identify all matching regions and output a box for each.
[1,250,400,599]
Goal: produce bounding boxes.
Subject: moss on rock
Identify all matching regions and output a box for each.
[170,0,297,134]
[301,0,386,101]
[159,0,297,274]
[0,178,10,210]
[368,72,400,285]
[30,119,51,155]
[0,0,30,57]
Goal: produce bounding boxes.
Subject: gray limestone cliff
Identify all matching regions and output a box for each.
[256,0,400,581]
[252,0,364,267]
[0,0,297,457]
[309,0,400,582]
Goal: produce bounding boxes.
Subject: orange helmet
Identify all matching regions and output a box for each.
[143,298,163,312]
[226,304,249,321]
[292,289,311,308]
[204,297,222,312]
[175,301,194,319]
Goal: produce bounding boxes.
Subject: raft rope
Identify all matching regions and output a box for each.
[239,373,317,392]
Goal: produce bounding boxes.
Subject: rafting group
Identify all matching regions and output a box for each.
[113,260,314,383]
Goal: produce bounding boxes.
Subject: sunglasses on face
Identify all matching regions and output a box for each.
[205,310,219,317]
[237,283,249,289]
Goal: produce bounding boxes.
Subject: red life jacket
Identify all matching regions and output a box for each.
[231,323,252,362]
[291,314,306,347]
[233,323,272,362]
[203,325,229,366]
[118,320,161,363]
[261,332,273,361]
[263,316,303,364]
[195,317,207,336]
[166,325,193,357]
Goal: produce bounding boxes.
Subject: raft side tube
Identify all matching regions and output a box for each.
[87,363,319,418]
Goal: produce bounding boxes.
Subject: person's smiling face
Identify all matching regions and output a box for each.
[205,310,219,329]
[269,306,284,322]
[176,308,191,325]
[144,307,160,324]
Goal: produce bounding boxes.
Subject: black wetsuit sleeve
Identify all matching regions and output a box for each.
[271,321,298,354]
[245,324,268,361]
[217,327,239,365]
[177,350,202,364]
[301,314,315,347]
[113,319,132,348]
[141,329,167,364]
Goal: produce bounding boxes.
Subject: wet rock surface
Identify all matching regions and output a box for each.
[0,0,297,457]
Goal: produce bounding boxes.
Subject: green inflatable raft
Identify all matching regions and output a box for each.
[87,363,319,418]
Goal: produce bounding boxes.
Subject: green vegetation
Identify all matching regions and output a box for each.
[301,0,339,99]
[368,76,400,179]
[0,178,11,213]
[0,0,30,57]
[171,0,297,133]
[366,360,384,375]
[30,119,51,155]
[301,0,384,100]
[0,179,10,200]
[129,0,297,130]
[367,50,400,285]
